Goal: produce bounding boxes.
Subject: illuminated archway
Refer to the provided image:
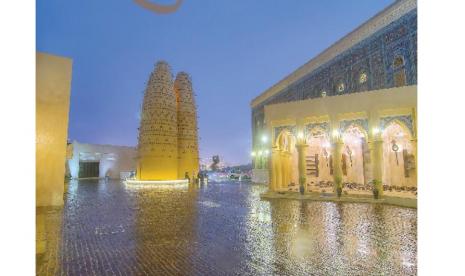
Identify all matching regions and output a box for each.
[341,125,369,186]
[275,130,298,190]
[305,127,332,187]
[276,129,294,152]
[382,121,416,188]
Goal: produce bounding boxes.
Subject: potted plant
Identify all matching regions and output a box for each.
[299,176,306,195]
[335,176,343,198]
[372,179,381,199]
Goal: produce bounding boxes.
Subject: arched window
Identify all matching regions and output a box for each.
[337,82,345,93]
[393,55,406,87]
[359,72,368,84]
[393,56,404,68]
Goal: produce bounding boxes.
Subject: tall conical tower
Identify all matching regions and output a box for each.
[137,61,178,180]
[174,72,199,179]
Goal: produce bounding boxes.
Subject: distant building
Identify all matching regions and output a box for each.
[67,141,137,179]
[250,0,417,194]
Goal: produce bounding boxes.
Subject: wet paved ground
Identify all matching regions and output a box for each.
[38,179,417,275]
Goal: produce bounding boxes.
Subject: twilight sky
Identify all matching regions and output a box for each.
[37,0,393,165]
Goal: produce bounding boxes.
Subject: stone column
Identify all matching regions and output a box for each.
[280,151,290,190]
[296,143,308,193]
[275,150,283,191]
[411,138,417,177]
[332,138,344,194]
[369,137,384,196]
[270,147,280,191]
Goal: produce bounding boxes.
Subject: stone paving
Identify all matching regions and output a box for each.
[37,179,417,275]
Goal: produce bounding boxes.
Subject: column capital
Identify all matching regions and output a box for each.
[331,138,344,147]
[368,137,384,144]
[271,146,281,154]
[295,143,308,150]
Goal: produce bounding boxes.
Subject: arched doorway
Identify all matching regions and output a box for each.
[341,125,369,187]
[382,121,416,188]
[305,127,332,188]
[275,130,298,191]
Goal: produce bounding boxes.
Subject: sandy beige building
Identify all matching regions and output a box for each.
[251,0,417,197]
[67,141,137,179]
[137,61,199,181]
[36,52,73,207]
[36,52,73,257]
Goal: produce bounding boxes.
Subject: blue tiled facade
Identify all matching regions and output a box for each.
[252,9,417,147]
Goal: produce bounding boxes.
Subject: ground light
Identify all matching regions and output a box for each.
[124,179,189,189]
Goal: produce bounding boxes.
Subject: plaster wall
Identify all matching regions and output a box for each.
[265,85,416,125]
[68,141,137,179]
[36,52,72,207]
[306,136,332,183]
[382,124,416,186]
[341,135,365,184]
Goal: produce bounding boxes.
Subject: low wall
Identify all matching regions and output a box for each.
[252,169,269,184]
[260,191,417,209]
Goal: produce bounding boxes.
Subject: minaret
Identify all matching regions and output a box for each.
[137,61,178,180]
[174,72,199,179]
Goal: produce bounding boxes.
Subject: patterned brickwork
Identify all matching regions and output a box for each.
[138,61,178,180]
[37,179,417,275]
[175,72,199,179]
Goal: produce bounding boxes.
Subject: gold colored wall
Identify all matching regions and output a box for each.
[137,61,178,180]
[264,86,416,122]
[264,85,417,191]
[174,72,199,179]
[36,52,72,207]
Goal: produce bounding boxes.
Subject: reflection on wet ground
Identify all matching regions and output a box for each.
[38,179,416,275]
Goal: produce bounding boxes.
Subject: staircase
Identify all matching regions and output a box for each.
[306,154,319,177]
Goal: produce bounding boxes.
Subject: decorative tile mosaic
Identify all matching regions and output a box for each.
[305,122,330,136]
[273,125,297,144]
[380,115,414,136]
[252,8,417,127]
[339,119,369,135]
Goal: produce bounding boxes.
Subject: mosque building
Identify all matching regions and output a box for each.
[136,61,199,181]
[251,0,417,197]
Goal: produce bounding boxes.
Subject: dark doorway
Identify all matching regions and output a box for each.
[79,161,100,178]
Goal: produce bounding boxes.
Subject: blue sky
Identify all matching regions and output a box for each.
[37,0,393,165]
